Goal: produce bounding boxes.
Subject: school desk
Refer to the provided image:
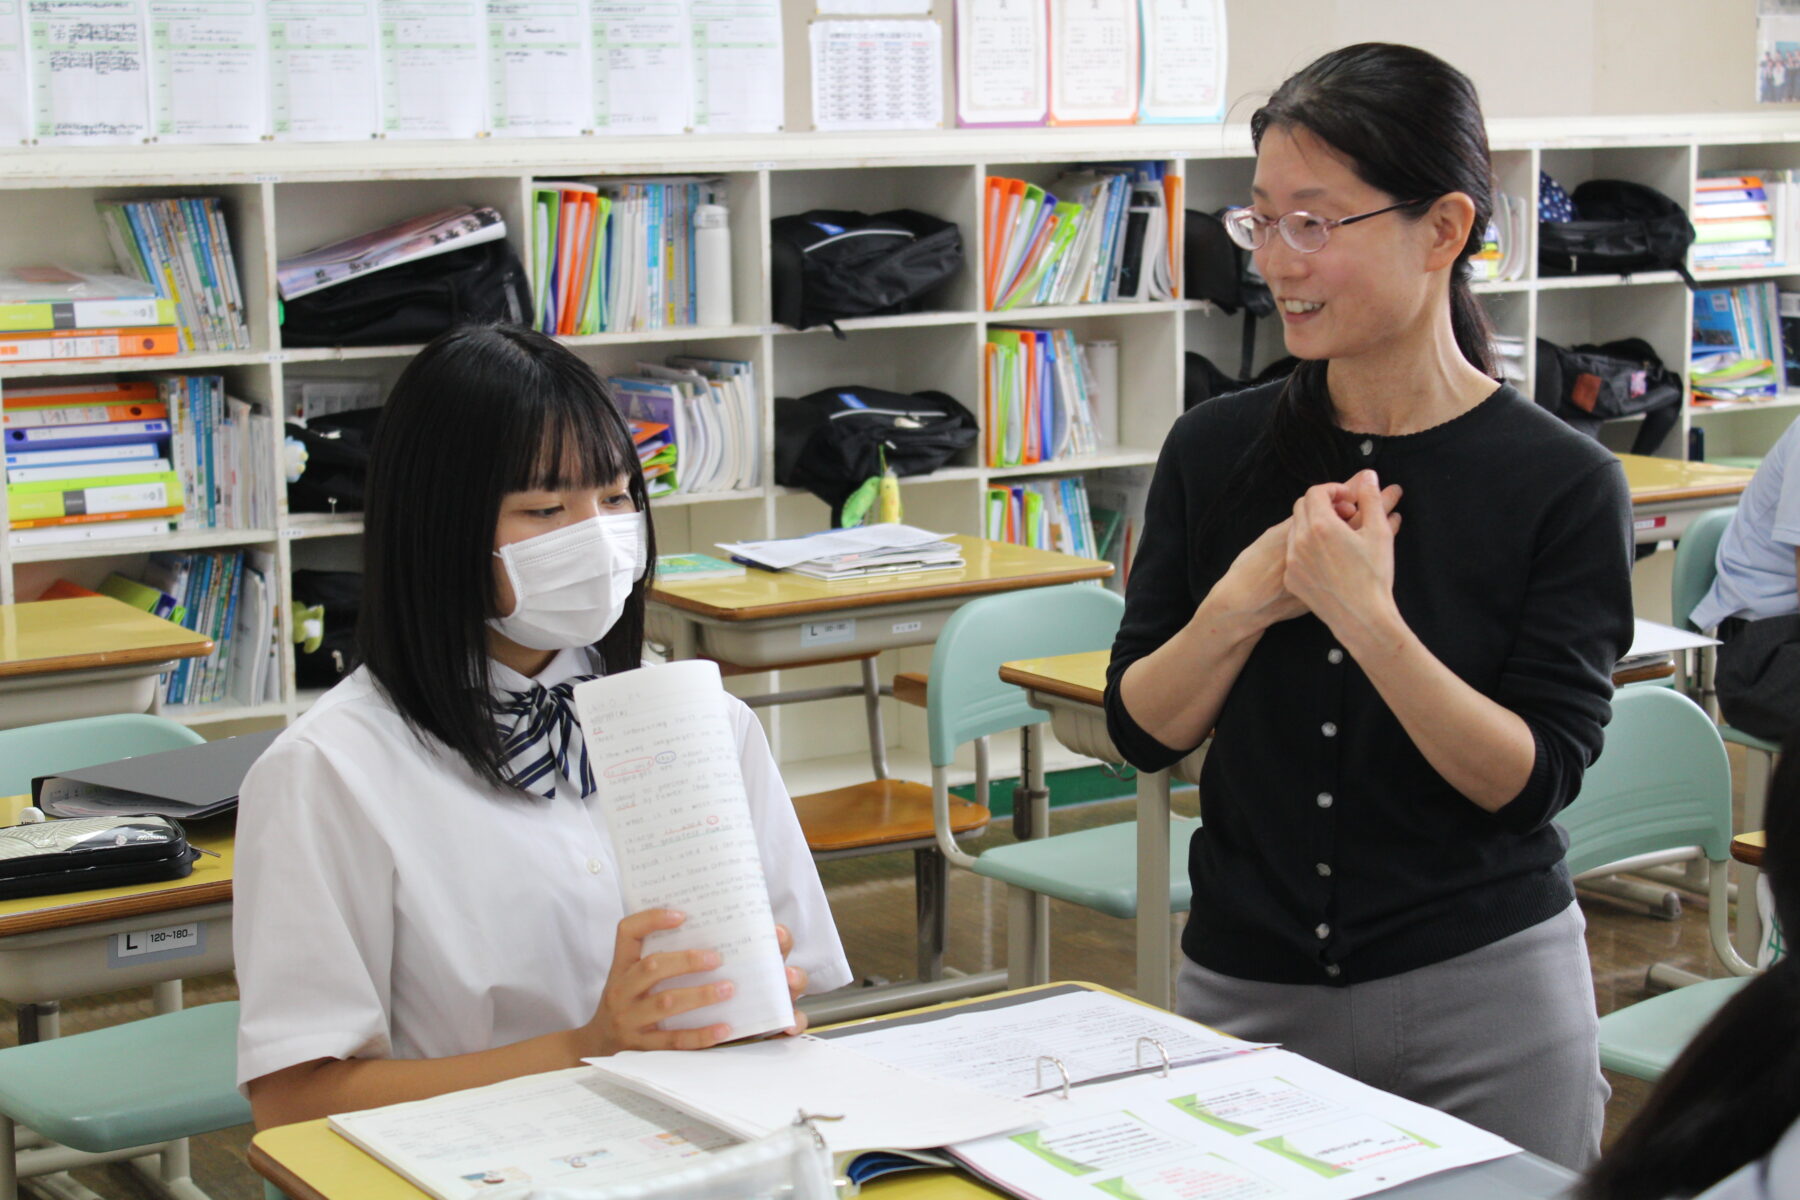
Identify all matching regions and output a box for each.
[1619,453,1754,545]
[246,982,1577,1200]
[0,596,213,731]
[996,647,1681,1009]
[647,535,1113,670]
[0,793,234,1040]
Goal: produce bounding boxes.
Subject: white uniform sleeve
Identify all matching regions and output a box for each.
[727,697,853,995]
[233,733,398,1090]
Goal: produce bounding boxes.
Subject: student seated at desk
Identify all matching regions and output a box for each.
[1580,726,1799,1200]
[234,326,851,1129]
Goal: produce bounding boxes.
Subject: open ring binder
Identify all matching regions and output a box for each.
[1026,1036,1177,1100]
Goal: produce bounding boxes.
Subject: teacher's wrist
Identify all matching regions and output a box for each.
[1333,597,1409,665]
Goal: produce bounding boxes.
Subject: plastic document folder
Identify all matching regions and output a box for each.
[33,727,280,820]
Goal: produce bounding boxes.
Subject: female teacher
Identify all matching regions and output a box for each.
[1104,43,1632,1170]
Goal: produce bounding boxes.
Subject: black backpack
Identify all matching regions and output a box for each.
[290,569,362,688]
[770,210,963,334]
[1184,209,1276,379]
[774,386,978,520]
[285,407,381,513]
[1533,336,1683,455]
[1537,181,1696,284]
[281,240,532,348]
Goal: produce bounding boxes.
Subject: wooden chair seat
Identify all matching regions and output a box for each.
[893,671,929,709]
[794,778,988,853]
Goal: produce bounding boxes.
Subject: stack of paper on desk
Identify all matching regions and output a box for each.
[718,523,965,578]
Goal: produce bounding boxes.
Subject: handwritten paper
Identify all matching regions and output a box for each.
[809,18,939,132]
[590,0,689,133]
[1138,0,1224,123]
[953,0,1043,127]
[377,0,485,138]
[486,0,588,137]
[29,0,151,143]
[268,0,378,140]
[1047,0,1135,125]
[573,660,792,1040]
[147,0,267,142]
[0,1,27,142]
[688,0,780,133]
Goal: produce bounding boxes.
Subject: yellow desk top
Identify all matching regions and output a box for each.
[0,793,234,937]
[650,535,1112,622]
[1732,830,1766,868]
[0,596,212,679]
[1618,453,1755,505]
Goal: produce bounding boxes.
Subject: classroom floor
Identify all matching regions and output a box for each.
[2,741,1759,1200]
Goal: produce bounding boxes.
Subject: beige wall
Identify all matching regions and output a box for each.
[1222,0,1755,120]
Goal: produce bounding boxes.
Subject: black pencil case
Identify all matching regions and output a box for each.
[0,815,199,900]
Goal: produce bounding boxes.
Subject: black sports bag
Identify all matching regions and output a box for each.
[1538,180,1696,284]
[775,386,978,517]
[770,210,964,333]
[286,406,380,513]
[1534,336,1683,456]
[281,239,532,347]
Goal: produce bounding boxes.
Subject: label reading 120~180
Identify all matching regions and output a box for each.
[110,922,205,967]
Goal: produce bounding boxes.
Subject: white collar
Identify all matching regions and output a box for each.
[489,647,597,693]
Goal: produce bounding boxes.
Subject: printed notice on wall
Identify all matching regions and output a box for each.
[147,0,268,143]
[816,0,929,13]
[1047,0,1137,124]
[590,0,689,134]
[268,0,378,140]
[953,0,1044,127]
[28,0,151,143]
[486,0,589,137]
[810,19,939,131]
[0,1,26,143]
[1139,0,1223,123]
[378,0,485,138]
[689,0,781,133]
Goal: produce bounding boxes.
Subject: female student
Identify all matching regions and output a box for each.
[1104,44,1633,1168]
[234,324,851,1128]
[1580,727,1799,1200]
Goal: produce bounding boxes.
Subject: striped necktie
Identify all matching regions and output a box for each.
[494,675,598,800]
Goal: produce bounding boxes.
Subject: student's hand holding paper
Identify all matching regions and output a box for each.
[778,923,809,1037]
[586,908,735,1055]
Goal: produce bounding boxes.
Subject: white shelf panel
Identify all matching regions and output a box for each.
[1692,265,1800,282]
[988,300,1184,321]
[1690,393,1800,415]
[564,324,769,346]
[1472,279,1534,294]
[1532,271,1687,291]
[0,350,268,379]
[773,311,974,335]
[659,487,766,506]
[9,526,279,562]
[281,344,426,363]
[166,700,288,726]
[987,449,1161,479]
[283,514,364,539]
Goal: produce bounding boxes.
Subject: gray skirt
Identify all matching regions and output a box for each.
[1175,902,1608,1171]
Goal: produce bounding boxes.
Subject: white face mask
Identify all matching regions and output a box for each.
[488,512,647,652]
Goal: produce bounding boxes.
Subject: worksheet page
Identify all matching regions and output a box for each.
[590,0,690,134]
[28,0,151,143]
[688,0,780,132]
[0,0,27,143]
[573,659,792,1039]
[377,0,484,138]
[147,0,267,142]
[268,0,378,140]
[1139,0,1224,122]
[486,0,589,137]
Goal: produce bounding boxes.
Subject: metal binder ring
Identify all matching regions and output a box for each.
[1034,1055,1071,1099]
[1135,1036,1171,1078]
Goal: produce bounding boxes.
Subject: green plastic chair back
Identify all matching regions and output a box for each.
[1670,506,1736,632]
[1599,975,1754,1082]
[1559,687,1732,877]
[925,585,1125,769]
[0,1001,250,1152]
[0,712,203,797]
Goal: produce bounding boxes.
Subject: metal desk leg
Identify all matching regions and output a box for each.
[1137,768,1172,1009]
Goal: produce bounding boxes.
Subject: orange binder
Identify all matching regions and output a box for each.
[2,380,161,408]
[9,504,184,529]
[0,327,181,362]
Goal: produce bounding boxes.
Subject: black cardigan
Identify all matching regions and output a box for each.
[1103,382,1634,985]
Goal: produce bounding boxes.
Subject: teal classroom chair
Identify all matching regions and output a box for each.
[0,714,249,1199]
[0,1002,251,1200]
[1557,688,1759,1083]
[925,585,1201,990]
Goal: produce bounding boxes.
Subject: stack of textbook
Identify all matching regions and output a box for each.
[718,524,964,581]
[983,326,1103,467]
[610,355,760,497]
[985,476,1098,560]
[4,380,182,547]
[984,163,1179,310]
[0,265,181,363]
[98,198,251,352]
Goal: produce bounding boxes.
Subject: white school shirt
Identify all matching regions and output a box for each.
[1692,1114,1800,1199]
[233,648,851,1089]
[1692,415,1800,630]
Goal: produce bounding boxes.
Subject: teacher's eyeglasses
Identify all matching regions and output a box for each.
[1222,199,1431,254]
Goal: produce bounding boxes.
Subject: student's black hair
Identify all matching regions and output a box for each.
[356,323,657,792]
[1579,726,1800,1200]
[1244,43,1498,490]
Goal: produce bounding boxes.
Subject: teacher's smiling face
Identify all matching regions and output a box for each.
[1248,124,1452,368]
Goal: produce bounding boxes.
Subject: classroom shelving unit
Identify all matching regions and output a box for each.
[3,111,1800,763]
